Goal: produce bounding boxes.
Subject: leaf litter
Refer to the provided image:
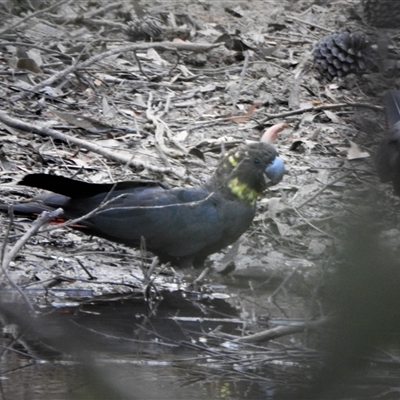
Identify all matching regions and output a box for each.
[1,1,400,397]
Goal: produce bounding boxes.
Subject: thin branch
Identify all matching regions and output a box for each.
[261,102,383,123]
[2,208,63,269]
[292,206,334,238]
[233,50,250,109]
[294,172,351,210]
[77,1,121,19]
[0,0,73,36]
[168,50,181,77]
[286,15,334,33]
[134,50,151,80]
[146,92,186,159]
[0,207,13,270]
[268,267,299,303]
[0,110,185,179]
[1,208,63,314]
[0,41,73,60]
[233,318,329,343]
[9,41,222,102]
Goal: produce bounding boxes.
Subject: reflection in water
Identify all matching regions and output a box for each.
[1,290,298,400]
[2,274,400,400]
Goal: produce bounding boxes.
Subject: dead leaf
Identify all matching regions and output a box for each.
[308,239,326,256]
[26,49,43,67]
[299,101,316,110]
[293,183,321,202]
[95,139,121,148]
[16,58,42,73]
[224,6,244,17]
[102,96,114,118]
[188,147,205,161]
[214,33,254,51]
[146,48,168,66]
[347,141,370,160]
[228,104,258,123]
[94,73,106,87]
[323,110,340,123]
[175,130,188,142]
[199,83,216,93]
[272,218,292,236]
[42,86,65,97]
[289,139,317,151]
[261,197,286,216]
[197,28,222,36]
[324,86,338,102]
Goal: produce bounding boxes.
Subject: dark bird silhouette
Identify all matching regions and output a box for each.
[376,89,400,196]
[1,142,285,268]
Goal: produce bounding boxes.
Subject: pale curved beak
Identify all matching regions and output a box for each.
[264,156,285,186]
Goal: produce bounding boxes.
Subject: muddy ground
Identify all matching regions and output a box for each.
[0,0,397,296]
[1,0,400,399]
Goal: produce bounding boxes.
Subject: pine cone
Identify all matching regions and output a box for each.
[313,32,374,80]
[362,0,400,28]
[125,15,163,42]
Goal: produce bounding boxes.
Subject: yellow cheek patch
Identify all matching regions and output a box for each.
[228,154,239,167]
[228,178,258,205]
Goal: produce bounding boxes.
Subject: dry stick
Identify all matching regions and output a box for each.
[49,3,124,25]
[286,15,334,33]
[0,110,185,179]
[79,1,122,19]
[141,257,167,298]
[168,50,181,77]
[72,19,127,30]
[0,0,73,36]
[133,50,151,80]
[261,102,383,123]
[284,173,351,238]
[0,41,73,60]
[278,172,351,217]
[268,267,298,303]
[232,51,250,109]
[294,172,351,211]
[292,206,334,238]
[232,318,328,343]
[0,206,14,273]
[9,41,222,102]
[146,92,185,159]
[1,208,63,314]
[191,264,213,285]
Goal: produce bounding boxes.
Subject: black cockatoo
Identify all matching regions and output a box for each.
[0,142,285,268]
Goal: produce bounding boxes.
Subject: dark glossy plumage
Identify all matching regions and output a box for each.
[376,90,400,196]
[1,142,285,268]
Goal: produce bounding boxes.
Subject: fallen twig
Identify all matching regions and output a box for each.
[1,208,63,313]
[10,41,222,102]
[233,51,250,109]
[261,102,383,123]
[146,92,186,159]
[0,41,73,60]
[0,110,186,179]
[286,15,334,33]
[0,0,73,36]
[294,172,352,211]
[233,318,328,343]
